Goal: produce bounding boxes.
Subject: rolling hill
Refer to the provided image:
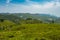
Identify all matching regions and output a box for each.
[0,13,60,23]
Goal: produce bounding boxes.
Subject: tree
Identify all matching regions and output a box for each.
[0,19,4,22]
[26,18,32,20]
[51,20,54,23]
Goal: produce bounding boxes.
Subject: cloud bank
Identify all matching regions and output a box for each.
[0,0,60,17]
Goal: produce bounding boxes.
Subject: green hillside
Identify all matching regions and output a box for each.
[0,13,60,40]
[0,21,60,40]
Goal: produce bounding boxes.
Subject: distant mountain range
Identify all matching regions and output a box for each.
[0,13,60,23]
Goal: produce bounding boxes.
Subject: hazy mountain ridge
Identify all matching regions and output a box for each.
[0,13,60,23]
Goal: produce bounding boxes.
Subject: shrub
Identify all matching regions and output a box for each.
[8,35,14,38]
[0,19,4,22]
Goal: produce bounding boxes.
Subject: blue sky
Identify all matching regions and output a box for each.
[0,0,54,4]
[0,0,60,17]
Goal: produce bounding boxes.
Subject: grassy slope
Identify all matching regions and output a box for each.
[0,21,60,40]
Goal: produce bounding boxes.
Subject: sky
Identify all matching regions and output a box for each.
[0,0,60,17]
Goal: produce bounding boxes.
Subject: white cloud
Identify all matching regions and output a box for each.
[26,0,30,2]
[0,0,60,17]
[6,0,11,3]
